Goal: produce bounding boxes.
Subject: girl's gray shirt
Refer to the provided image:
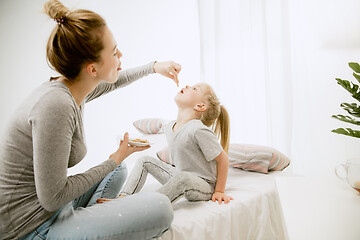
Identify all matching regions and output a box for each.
[0,62,154,239]
[164,119,223,184]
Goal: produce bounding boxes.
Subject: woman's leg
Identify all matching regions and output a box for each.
[47,192,173,240]
[120,156,177,195]
[157,172,215,203]
[86,162,128,206]
[19,163,128,239]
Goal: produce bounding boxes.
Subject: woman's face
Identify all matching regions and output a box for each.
[175,84,206,109]
[96,27,122,83]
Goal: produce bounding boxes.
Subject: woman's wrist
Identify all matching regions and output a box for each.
[109,153,126,165]
[152,61,158,73]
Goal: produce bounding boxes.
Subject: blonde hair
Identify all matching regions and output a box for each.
[200,84,230,154]
[44,0,106,82]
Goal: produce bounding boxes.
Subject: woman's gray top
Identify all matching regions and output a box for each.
[0,62,154,239]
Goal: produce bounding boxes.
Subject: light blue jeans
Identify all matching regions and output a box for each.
[19,163,173,240]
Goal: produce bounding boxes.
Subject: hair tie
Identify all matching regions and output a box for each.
[54,16,65,25]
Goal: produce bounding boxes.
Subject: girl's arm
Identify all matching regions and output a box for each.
[212,150,234,204]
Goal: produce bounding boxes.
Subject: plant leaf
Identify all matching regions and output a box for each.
[353,72,360,84]
[335,78,360,102]
[349,62,360,74]
[331,128,360,138]
[332,114,360,126]
[340,103,360,118]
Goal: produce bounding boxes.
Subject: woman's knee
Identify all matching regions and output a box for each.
[145,192,173,228]
[108,162,128,186]
[115,162,128,176]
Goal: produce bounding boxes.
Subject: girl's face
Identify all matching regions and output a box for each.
[175,84,206,109]
[95,27,122,83]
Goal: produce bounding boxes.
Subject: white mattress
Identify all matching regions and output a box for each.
[122,134,289,240]
[151,169,288,240]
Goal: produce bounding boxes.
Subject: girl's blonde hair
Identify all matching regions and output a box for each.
[44,0,106,82]
[200,84,230,154]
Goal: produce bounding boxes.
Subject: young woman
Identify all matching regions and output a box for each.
[98,83,233,204]
[0,0,181,239]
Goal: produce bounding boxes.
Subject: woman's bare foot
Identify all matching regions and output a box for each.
[96,195,127,204]
[96,198,112,204]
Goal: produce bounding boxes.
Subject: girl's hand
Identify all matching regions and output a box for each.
[153,61,182,86]
[109,132,150,165]
[211,191,234,204]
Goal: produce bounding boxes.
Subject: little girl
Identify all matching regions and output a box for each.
[99,83,233,204]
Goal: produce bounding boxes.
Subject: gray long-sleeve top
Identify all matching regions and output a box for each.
[0,62,154,239]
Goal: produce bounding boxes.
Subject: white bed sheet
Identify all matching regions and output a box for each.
[154,169,288,240]
[121,134,289,240]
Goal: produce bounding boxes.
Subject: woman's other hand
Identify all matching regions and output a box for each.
[153,61,182,86]
[109,132,150,165]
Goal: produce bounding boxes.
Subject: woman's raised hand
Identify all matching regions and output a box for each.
[153,61,182,86]
[109,132,150,165]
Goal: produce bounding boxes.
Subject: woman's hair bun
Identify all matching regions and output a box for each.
[44,0,106,81]
[44,0,70,20]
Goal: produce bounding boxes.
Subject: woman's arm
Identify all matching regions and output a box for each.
[30,93,117,212]
[86,61,181,103]
[86,61,155,103]
[212,150,233,204]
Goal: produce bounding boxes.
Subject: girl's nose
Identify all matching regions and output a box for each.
[117,49,123,59]
[185,85,189,88]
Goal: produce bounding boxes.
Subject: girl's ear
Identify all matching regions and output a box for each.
[86,63,97,77]
[194,103,207,112]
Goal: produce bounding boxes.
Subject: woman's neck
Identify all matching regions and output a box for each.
[60,76,99,107]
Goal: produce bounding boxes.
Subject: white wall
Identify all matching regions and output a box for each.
[1,0,360,177]
[0,0,200,174]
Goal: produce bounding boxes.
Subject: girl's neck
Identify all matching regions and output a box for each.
[175,107,200,129]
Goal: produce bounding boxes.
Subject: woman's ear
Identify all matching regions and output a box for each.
[194,103,207,112]
[86,63,97,77]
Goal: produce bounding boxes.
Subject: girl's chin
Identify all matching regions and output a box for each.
[174,97,192,108]
[174,96,181,106]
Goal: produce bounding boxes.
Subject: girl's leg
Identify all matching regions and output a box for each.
[157,172,215,203]
[47,192,173,240]
[120,156,177,195]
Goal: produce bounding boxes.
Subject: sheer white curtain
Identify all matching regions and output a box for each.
[198,0,360,177]
[198,0,292,155]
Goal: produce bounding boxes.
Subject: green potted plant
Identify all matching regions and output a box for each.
[332,62,360,138]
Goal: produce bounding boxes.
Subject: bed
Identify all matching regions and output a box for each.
[122,131,290,240]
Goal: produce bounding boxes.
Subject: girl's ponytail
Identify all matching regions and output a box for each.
[214,105,230,154]
[200,83,230,154]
